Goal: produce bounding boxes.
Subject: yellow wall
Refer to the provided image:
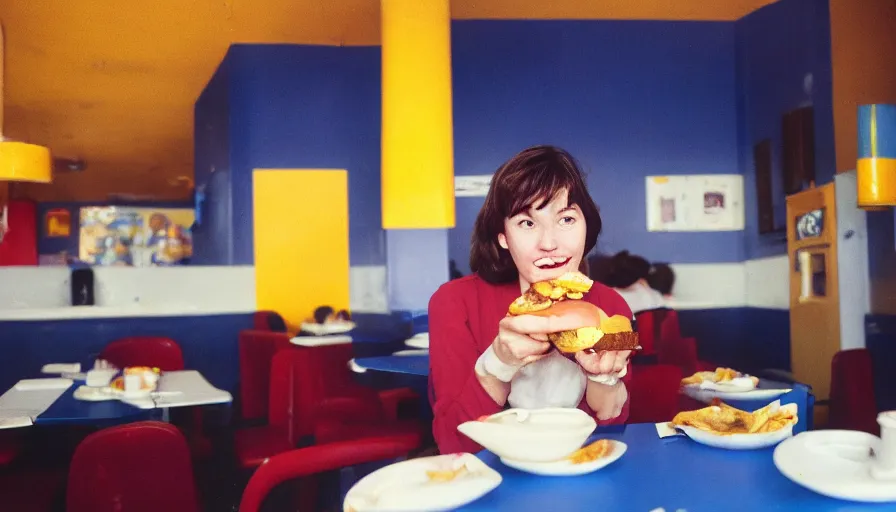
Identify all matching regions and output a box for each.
[830,0,896,174]
[253,169,349,329]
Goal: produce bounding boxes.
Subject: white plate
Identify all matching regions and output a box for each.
[674,402,798,450]
[774,430,896,503]
[678,423,794,450]
[73,385,118,402]
[405,335,429,349]
[300,322,356,335]
[343,453,501,512]
[682,385,792,403]
[500,440,627,476]
[393,349,429,356]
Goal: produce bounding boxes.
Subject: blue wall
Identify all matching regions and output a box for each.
[0,313,254,395]
[736,0,835,259]
[227,45,383,267]
[193,56,234,265]
[450,20,743,273]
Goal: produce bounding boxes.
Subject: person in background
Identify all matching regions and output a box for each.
[607,250,666,314]
[449,259,464,280]
[313,305,335,324]
[587,253,614,285]
[647,262,675,301]
[428,145,632,455]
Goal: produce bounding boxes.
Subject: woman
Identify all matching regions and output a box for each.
[428,146,633,454]
[607,251,666,314]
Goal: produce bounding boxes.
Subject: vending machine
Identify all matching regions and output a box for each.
[787,171,870,426]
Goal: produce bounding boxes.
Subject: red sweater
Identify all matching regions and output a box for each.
[428,273,634,454]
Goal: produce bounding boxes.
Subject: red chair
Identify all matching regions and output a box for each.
[254,311,288,333]
[628,364,683,423]
[239,434,421,512]
[660,309,681,342]
[238,330,294,422]
[829,348,879,435]
[101,337,211,458]
[66,421,201,512]
[657,337,716,376]
[234,348,422,469]
[0,431,21,466]
[100,336,185,371]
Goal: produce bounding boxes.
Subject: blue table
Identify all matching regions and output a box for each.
[354,355,429,377]
[34,387,155,426]
[458,423,896,511]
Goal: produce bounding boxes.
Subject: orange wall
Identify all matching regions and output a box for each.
[830,0,896,173]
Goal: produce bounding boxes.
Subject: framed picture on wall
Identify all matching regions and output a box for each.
[645,175,744,232]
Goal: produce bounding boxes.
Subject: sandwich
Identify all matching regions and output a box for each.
[507,271,641,356]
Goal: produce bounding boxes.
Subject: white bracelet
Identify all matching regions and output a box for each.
[586,364,628,386]
[475,345,522,383]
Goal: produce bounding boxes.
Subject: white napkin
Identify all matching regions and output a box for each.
[41,363,81,374]
[14,378,74,391]
[655,422,683,439]
[0,416,32,429]
[698,376,756,392]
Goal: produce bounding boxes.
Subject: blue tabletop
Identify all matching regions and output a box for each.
[458,423,896,512]
[34,387,154,426]
[354,355,429,377]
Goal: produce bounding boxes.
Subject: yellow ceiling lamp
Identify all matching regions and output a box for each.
[0,22,52,183]
[380,0,455,229]
[857,104,896,208]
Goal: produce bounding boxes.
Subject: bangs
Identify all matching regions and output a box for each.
[502,163,586,218]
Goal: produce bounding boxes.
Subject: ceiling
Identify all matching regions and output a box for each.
[1,0,776,202]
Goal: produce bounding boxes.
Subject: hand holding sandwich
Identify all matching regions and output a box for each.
[492,312,592,367]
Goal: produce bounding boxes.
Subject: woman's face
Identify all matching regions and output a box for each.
[498,189,587,291]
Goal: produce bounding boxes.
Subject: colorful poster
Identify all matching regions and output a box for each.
[45,208,72,237]
[78,207,194,266]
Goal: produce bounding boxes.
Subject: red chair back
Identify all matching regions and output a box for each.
[100,336,184,371]
[269,346,383,442]
[634,309,664,356]
[829,348,879,435]
[239,330,293,421]
[657,337,699,377]
[628,364,683,423]
[67,421,200,512]
[238,434,420,512]
[660,309,681,342]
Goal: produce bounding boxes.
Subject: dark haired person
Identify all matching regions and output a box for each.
[609,251,666,314]
[647,262,675,299]
[428,146,632,454]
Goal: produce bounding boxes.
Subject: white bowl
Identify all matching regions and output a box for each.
[457,408,596,463]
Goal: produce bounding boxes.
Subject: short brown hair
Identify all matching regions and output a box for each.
[470,145,602,284]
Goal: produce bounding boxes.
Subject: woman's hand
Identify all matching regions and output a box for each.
[586,379,628,421]
[492,313,579,367]
[575,350,631,376]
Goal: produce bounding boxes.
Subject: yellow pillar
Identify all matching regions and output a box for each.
[380,0,455,229]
